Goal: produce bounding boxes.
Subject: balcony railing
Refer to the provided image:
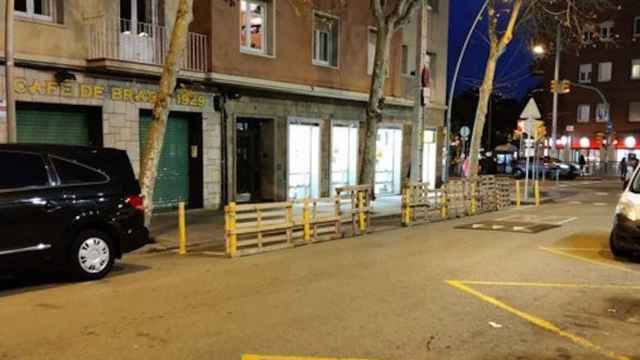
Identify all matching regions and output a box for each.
[87,17,208,73]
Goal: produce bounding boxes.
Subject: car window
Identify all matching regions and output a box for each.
[51,157,108,185]
[0,151,49,190]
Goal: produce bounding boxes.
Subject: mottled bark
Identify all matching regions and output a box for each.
[139,0,194,224]
[468,0,522,178]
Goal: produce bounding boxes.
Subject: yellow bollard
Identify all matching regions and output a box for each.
[470,182,477,215]
[358,191,366,232]
[303,199,311,242]
[441,189,449,219]
[178,202,187,255]
[515,181,521,208]
[402,188,412,226]
[227,202,238,257]
[535,180,541,207]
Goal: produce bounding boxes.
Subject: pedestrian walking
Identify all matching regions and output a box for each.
[578,154,587,175]
[619,157,628,181]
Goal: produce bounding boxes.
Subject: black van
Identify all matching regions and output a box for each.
[0,144,150,280]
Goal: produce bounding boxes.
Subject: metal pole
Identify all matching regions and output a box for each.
[443,0,488,183]
[5,0,16,143]
[550,23,561,157]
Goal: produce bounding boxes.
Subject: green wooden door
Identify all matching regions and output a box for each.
[17,109,90,145]
[140,114,190,210]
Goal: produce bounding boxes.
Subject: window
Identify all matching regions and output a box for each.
[401,45,409,75]
[583,31,594,44]
[598,62,612,82]
[596,103,609,123]
[577,104,591,123]
[51,157,108,186]
[0,152,49,191]
[313,13,339,67]
[578,64,592,83]
[632,59,640,80]
[367,28,377,75]
[240,0,273,55]
[599,21,614,41]
[15,0,55,21]
[634,17,640,37]
[630,102,640,122]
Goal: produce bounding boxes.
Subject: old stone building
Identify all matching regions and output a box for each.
[0,0,450,209]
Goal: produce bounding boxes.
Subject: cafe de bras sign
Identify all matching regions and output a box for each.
[14,78,208,108]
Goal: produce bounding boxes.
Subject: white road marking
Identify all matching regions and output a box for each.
[595,192,609,196]
[593,202,607,206]
[569,201,583,205]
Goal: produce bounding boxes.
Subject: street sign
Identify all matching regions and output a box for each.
[525,148,535,157]
[520,98,542,120]
[460,126,470,139]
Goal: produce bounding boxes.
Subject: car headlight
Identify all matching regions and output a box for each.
[559,164,569,170]
[616,200,639,221]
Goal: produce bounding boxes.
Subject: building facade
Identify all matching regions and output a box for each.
[541,0,640,166]
[0,0,449,209]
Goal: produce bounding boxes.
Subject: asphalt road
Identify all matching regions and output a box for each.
[1,179,639,360]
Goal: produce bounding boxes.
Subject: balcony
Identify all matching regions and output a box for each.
[87,17,208,74]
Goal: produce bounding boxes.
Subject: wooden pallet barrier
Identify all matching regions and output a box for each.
[335,185,373,236]
[402,182,445,226]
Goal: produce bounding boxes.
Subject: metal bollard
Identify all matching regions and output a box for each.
[515,181,521,208]
[441,189,449,219]
[402,188,412,226]
[226,202,238,257]
[470,182,477,215]
[534,180,541,207]
[303,199,311,242]
[358,191,366,232]
[178,202,187,255]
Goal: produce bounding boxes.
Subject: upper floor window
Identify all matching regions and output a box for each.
[577,104,591,123]
[582,30,594,44]
[630,102,640,122]
[401,45,410,75]
[596,103,609,123]
[240,0,274,56]
[313,12,339,68]
[598,62,612,82]
[634,17,640,37]
[599,21,614,41]
[632,59,640,80]
[15,0,55,22]
[578,64,592,83]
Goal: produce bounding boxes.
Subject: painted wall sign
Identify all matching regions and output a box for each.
[14,79,207,107]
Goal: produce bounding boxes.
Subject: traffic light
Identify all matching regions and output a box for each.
[560,80,572,94]
[550,80,558,93]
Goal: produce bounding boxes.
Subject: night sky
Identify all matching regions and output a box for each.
[447,0,542,100]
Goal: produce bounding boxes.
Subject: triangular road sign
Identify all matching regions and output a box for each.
[520,98,542,120]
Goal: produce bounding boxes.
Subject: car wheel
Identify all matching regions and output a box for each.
[69,230,115,281]
[610,231,627,259]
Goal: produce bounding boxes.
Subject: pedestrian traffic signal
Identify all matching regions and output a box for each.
[550,80,558,93]
[560,80,571,94]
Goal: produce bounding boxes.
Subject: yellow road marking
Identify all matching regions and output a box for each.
[446,280,631,360]
[540,247,638,274]
[546,247,610,252]
[457,280,640,290]
[242,355,374,360]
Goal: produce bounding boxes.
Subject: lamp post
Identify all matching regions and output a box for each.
[443,0,488,183]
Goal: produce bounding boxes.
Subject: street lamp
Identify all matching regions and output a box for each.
[532,44,546,56]
[443,0,489,183]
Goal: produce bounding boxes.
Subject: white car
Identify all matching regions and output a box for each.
[611,167,640,257]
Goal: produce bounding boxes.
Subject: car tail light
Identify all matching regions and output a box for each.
[126,195,145,212]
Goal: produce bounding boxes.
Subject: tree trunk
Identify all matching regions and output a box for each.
[139,0,194,225]
[468,45,498,177]
[359,25,394,189]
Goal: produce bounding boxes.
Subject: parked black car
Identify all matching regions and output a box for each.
[512,157,579,180]
[0,144,150,280]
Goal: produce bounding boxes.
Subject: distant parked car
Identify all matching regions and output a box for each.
[611,166,640,258]
[0,144,150,281]
[512,157,579,180]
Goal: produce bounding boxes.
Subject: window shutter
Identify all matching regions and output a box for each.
[330,23,339,66]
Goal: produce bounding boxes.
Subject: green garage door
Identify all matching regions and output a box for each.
[17,109,90,145]
[140,114,190,210]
